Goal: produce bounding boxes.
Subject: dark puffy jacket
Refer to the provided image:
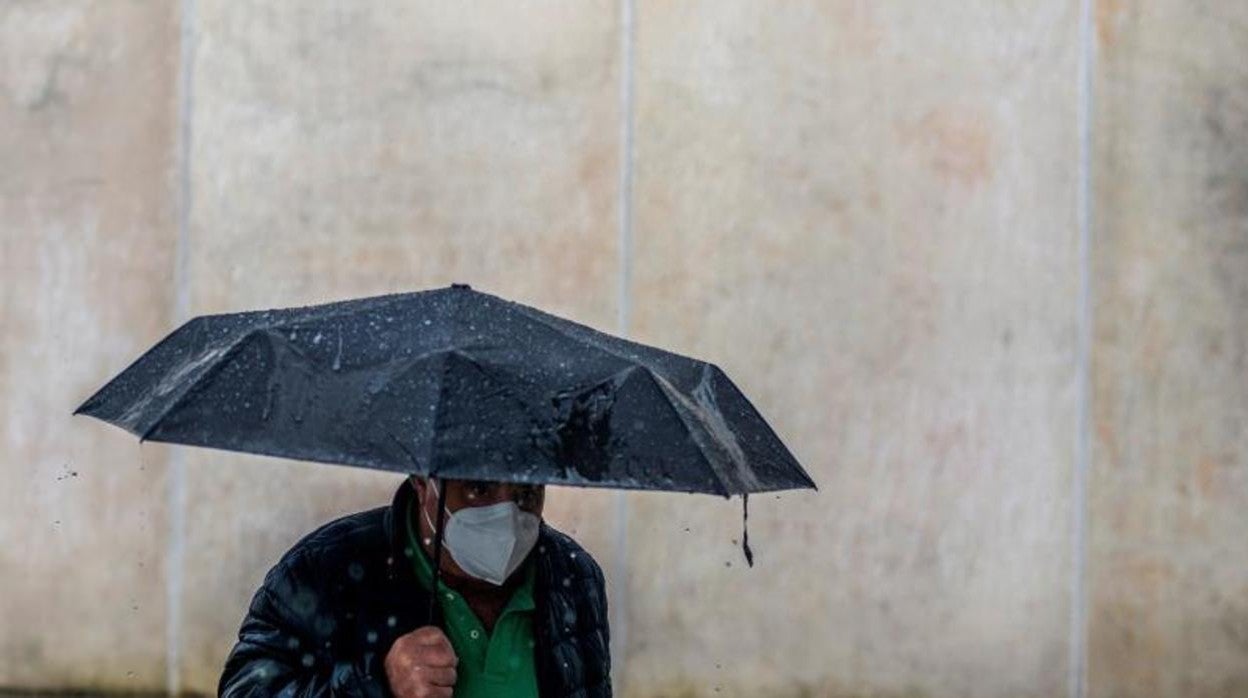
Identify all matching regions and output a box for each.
[218,479,611,697]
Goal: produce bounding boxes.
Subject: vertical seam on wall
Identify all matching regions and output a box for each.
[1071,0,1094,696]
[169,0,196,694]
[613,0,636,694]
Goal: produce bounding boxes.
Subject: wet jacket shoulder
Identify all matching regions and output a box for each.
[218,480,611,698]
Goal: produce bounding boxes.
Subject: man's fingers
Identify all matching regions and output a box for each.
[418,644,458,669]
[385,628,460,698]
[419,666,457,687]
[408,626,457,668]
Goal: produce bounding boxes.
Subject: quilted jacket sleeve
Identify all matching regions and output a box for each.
[218,552,387,698]
[588,553,612,697]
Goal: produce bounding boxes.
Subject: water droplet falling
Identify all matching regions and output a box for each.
[332,328,343,371]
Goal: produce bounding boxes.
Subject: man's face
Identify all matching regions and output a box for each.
[409,476,545,584]
[414,477,545,516]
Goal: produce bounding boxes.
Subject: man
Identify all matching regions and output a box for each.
[218,475,611,697]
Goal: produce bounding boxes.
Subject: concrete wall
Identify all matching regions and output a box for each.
[2,2,1244,697]
[625,3,1079,696]
[1089,2,1248,697]
[1,2,179,691]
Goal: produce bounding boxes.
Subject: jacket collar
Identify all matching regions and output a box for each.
[383,477,419,586]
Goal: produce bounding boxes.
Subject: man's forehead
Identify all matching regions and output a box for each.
[409,475,543,488]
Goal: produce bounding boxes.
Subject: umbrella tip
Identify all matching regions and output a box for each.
[450,282,472,290]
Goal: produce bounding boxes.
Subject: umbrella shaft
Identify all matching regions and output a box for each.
[427,478,449,627]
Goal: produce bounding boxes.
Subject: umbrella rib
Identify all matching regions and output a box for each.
[136,328,265,442]
[507,305,739,495]
[423,287,472,476]
[253,292,425,337]
[450,348,551,415]
[507,301,661,368]
[387,430,424,473]
[688,364,762,492]
[637,366,735,497]
[200,289,423,333]
[413,350,547,477]
[422,349,452,478]
[75,316,207,416]
[122,292,414,433]
[701,364,817,491]
[375,348,469,477]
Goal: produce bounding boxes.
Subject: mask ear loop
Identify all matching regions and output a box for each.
[426,477,450,628]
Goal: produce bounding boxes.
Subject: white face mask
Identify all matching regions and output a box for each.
[421,480,541,586]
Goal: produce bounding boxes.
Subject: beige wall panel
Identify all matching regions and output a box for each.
[0,0,179,692]
[1089,2,1248,697]
[625,3,1080,696]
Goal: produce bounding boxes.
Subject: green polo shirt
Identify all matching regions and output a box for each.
[403,498,540,698]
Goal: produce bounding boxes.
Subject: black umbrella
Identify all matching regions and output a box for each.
[74,283,816,622]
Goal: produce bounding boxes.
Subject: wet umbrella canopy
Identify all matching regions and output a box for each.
[74,283,816,615]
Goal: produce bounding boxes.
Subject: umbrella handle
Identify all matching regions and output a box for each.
[426,478,449,628]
